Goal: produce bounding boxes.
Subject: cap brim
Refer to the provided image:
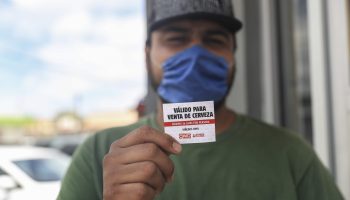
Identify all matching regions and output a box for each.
[149,12,243,34]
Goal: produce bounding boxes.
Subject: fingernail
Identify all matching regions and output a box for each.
[167,173,174,183]
[170,174,174,182]
[172,142,182,153]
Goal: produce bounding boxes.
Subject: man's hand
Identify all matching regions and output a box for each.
[103,126,182,200]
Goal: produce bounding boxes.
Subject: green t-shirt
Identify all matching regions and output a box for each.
[58,114,343,200]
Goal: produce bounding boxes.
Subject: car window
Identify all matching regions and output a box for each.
[0,168,7,176]
[13,158,69,182]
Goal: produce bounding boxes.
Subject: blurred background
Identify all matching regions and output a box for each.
[0,0,349,199]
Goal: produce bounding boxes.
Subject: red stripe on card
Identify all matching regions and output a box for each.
[164,119,215,127]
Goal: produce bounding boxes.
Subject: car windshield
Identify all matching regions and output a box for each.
[13,157,70,182]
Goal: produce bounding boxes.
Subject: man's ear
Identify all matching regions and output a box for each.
[144,45,160,91]
[145,46,151,72]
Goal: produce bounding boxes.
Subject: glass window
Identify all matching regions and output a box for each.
[13,158,69,182]
[0,168,7,176]
[292,0,313,143]
[277,0,313,143]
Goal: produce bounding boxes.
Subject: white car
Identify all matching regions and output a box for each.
[0,146,70,200]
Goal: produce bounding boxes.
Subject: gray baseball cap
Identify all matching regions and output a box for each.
[146,0,243,35]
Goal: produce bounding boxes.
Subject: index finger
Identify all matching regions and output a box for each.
[111,126,182,154]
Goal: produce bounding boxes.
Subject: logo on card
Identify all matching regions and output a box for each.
[179,133,192,139]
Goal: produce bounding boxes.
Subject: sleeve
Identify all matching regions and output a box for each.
[57,135,101,200]
[296,155,344,200]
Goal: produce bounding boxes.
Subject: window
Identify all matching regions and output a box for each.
[0,168,7,176]
[13,158,69,182]
[276,0,313,143]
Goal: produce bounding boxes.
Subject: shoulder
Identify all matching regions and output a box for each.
[239,114,313,152]
[238,114,318,181]
[239,116,342,198]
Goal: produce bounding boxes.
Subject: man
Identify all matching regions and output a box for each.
[58,0,344,199]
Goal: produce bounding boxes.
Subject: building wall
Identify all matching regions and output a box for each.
[230,0,350,197]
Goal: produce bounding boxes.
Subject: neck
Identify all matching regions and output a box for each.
[155,98,236,135]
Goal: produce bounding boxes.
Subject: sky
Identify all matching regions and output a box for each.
[0,0,147,118]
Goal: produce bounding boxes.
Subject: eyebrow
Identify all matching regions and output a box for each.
[160,26,191,34]
[205,29,231,40]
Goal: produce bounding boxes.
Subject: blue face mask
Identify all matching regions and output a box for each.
[157,45,229,103]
